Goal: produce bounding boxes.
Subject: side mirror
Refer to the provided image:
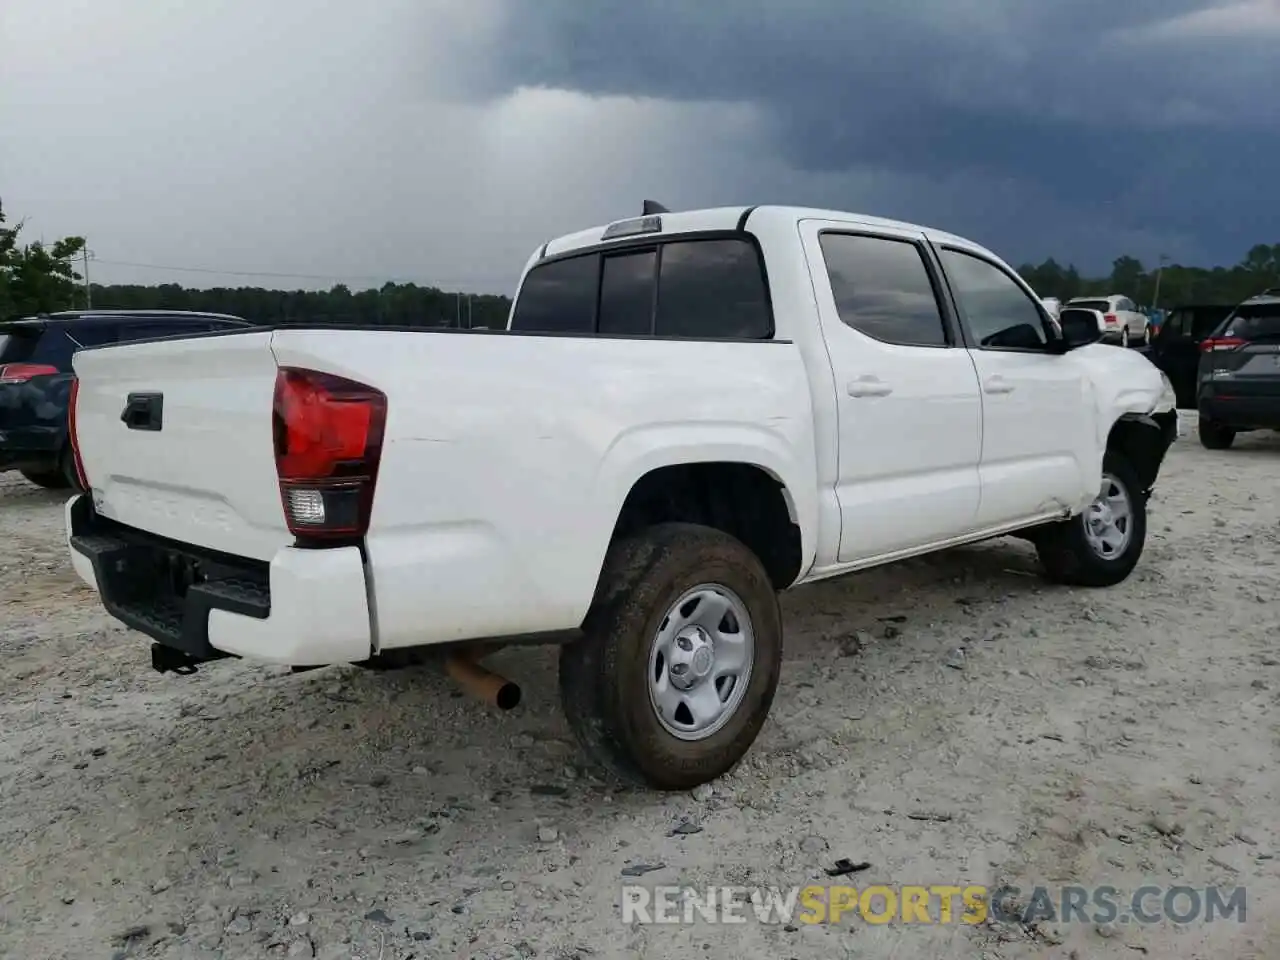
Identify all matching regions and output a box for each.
[1054,308,1104,351]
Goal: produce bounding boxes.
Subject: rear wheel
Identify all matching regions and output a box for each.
[559,522,783,790]
[1037,452,1146,587]
[1198,417,1235,450]
[1142,324,1152,346]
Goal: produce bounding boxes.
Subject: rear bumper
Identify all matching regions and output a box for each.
[66,494,372,666]
[1199,394,1280,430]
[0,427,61,471]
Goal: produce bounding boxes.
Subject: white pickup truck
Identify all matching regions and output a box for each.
[66,205,1178,790]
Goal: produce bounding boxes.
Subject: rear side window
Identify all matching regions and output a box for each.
[818,233,948,347]
[510,254,599,333]
[1192,309,1232,339]
[511,236,772,339]
[654,239,771,339]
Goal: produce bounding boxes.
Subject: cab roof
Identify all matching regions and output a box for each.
[538,204,983,261]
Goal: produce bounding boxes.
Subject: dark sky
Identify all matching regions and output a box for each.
[3,1,1275,292]
[460,0,1280,270]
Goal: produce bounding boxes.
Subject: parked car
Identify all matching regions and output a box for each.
[1066,295,1149,347]
[1144,303,1236,408]
[0,310,251,490]
[64,205,1177,789]
[1195,289,1280,449]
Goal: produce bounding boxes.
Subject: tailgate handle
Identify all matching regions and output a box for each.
[121,393,164,431]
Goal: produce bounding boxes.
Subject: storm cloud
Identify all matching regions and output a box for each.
[1,1,1275,294]
[452,0,1280,266]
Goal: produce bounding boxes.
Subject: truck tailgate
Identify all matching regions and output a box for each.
[72,331,290,561]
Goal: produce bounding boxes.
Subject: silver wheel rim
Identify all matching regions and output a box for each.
[1144,326,1151,344]
[647,583,755,741]
[1083,472,1133,559]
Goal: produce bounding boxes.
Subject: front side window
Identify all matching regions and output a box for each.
[510,254,599,333]
[940,249,1050,350]
[818,233,949,347]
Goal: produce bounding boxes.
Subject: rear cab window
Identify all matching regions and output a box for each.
[1071,299,1112,313]
[510,235,773,339]
[1222,303,1280,342]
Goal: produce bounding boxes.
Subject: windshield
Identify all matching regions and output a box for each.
[1071,299,1112,312]
[1222,303,1280,341]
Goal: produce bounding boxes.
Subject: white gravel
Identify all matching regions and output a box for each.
[2,422,1279,959]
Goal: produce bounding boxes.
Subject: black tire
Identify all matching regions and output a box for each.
[1121,327,1130,348]
[559,522,783,790]
[1198,418,1235,450]
[19,466,70,490]
[1036,451,1147,587]
[59,445,84,492]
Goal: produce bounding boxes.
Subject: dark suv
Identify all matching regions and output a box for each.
[0,310,251,490]
[1145,303,1236,408]
[1196,290,1280,449]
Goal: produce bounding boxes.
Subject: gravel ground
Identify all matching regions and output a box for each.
[2,419,1279,960]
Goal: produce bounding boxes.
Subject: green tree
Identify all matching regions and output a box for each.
[0,200,88,318]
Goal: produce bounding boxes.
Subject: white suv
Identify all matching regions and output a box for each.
[1067,295,1149,347]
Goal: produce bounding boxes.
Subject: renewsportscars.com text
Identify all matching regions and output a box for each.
[621,883,1246,926]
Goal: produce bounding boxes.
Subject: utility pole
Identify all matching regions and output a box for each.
[81,245,94,308]
[455,292,461,328]
[1151,254,1169,310]
[467,294,473,329]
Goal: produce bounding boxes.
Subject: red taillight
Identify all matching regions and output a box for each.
[67,377,90,490]
[0,363,59,383]
[1201,337,1246,353]
[272,367,386,541]
[1103,314,1118,325]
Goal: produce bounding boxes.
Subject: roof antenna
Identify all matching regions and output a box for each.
[642,200,669,215]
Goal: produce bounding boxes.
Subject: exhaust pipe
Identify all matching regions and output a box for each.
[444,649,521,710]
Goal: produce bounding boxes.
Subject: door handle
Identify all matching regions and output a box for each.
[983,376,1015,395]
[846,376,893,398]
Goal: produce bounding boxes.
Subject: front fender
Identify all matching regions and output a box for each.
[1071,344,1170,492]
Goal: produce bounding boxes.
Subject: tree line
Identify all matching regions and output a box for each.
[1016,245,1280,308]
[6,200,1280,325]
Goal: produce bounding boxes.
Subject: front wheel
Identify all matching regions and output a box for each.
[559,522,783,790]
[1036,452,1146,587]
